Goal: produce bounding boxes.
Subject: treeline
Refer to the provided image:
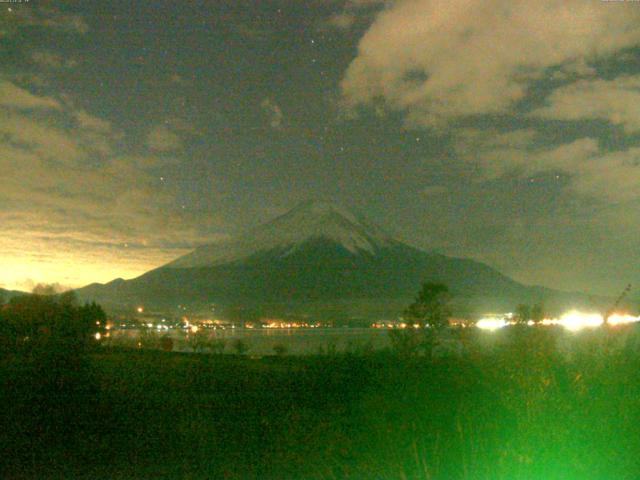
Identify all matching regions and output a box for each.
[0,291,106,356]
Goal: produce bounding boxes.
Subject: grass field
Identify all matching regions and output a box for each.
[2,325,640,479]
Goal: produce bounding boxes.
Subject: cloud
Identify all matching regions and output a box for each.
[146,124,183,152]
[0,108,85,162]
[261,98,283,129]
[322,0,387,31]
[455,128,640,203]
[13,6,89,35]
[326,12,357,30]
[531,75,640,133]
[549,58,597,81]
[421,185,448,196]
[30,50,78,70]
[0,79,61,110]
[453,128,537,179]
[74,109,112,133]
[0,80,225,288]
[232,22,272,40]
[341,0,640,126]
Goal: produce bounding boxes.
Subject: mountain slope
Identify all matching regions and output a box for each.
[76,201,589,317]
[167,200,394,268]
[0,288,25,301]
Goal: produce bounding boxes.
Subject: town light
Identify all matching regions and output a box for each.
[557,311,603,331]
[476,317,508,330]
[607,313,640,326]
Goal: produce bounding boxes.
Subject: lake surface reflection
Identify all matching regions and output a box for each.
[109,328,392,355]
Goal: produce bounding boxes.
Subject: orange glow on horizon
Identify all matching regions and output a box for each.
[0,249,185,292]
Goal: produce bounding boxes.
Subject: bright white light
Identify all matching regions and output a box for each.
[558,311,603,331]
[473,309,640,333]
[94,332,102,340]
[607,313,640,326]
[476,318,508,330]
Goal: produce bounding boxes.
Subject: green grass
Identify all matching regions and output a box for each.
[2,326,640,479]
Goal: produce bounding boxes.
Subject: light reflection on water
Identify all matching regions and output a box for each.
[109,328,392,355]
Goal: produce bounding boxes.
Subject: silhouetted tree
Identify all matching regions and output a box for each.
[0,295,11,355]
[1,291,106,473]
[2,293,105,356]
[160,335,174,352]
[186,329,208,353]
[531,303,545,324]
[59,290,79,307]
[403,282,452,331]
[32,283,58,296]
[515,304,531,324]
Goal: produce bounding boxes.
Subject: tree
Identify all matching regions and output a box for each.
[403,282,452,331]
[32,283,58,296]
[160,335,174,352]
[531,303,545,324]
[59,290,79,307]
[186,329,208,353]
[515,304,531,324]
[2,294,106,355]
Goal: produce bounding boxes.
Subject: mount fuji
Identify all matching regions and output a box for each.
[76,201,569,319]
[167,201,395,269]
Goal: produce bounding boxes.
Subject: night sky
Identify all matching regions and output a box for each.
[1,0,640,295]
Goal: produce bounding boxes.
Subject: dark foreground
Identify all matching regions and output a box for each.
[2,327,640,480]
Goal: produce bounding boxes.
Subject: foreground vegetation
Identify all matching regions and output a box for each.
[3,323,640,479]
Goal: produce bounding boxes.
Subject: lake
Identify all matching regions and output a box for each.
[108,327,392,355]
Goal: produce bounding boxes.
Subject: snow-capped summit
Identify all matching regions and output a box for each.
[166,200,395,269]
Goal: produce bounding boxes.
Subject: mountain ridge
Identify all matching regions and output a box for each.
[166,200,395,269]
[76,201,603,318]
[0,287,26,301]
